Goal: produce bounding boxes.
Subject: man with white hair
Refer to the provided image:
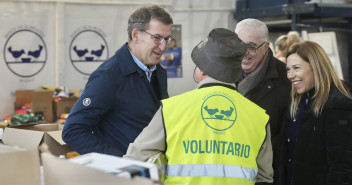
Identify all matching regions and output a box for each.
[235,18,291,182]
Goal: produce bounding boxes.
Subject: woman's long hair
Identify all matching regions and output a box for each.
[286,41,351,119]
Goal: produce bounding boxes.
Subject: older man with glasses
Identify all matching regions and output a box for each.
[234,18,291,183]
[62,5,172,157]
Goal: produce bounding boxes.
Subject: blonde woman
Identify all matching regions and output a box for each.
[274,31,300,63]
[275,40,352,185]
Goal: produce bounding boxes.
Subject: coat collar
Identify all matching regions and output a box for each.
[118,43,164,77]
[262,49,281,81]
[197,77,236,89]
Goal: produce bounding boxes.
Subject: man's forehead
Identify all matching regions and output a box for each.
[245,41,258,46]
[236,30,259,43]
[147,19,172,36]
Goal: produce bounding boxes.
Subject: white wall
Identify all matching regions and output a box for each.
[167,0,236,96]
[0,0,236,119]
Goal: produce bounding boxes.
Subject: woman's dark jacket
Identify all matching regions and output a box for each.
[275,85,352,185]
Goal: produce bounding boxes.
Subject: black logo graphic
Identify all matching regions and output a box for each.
[3,29,47,78]
[69,29,109,75]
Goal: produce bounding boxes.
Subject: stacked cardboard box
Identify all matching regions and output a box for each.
[2,123,72,157]
[14,89,78,122]
[54,96,78,121]
[0,144,41,185]
[0,144,156,185]
[68,152,159,181]
[42,152,156,185]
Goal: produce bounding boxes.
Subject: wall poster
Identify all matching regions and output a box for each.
[161,24,182,78]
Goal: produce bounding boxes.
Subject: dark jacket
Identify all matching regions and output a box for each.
[275,85,352,185]
[62,43,168,157]
[243,50,291,163]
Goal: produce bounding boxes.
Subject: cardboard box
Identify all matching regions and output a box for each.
[69,89,80,97]
[41,152,154,185]
[14,90,34,110]
[14,89,54,122]
[2,123,72,157]
[54,97,78,120]
[14,89,79,122]
[69,152,159,181]
[31,90,54,122]
[0,144,41,185]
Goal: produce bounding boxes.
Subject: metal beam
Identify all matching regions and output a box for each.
[348,18,352,83]
[314,4,352,17]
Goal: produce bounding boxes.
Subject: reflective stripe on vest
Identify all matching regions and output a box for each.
[168,164,257,180]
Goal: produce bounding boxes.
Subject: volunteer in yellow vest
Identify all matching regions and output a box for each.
[124,28,274,185]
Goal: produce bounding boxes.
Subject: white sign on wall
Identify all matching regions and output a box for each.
[308,32,344,80]
[60,4,139,91]
[0,2,55,119]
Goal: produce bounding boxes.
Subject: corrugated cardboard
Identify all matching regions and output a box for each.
[14,89,54,122]
[14,90,34,110]
[14,89,79,122]
[0,144,41,185]
[41,152,154,185]
[2,123,72,157]
[54,97,78,120]
[69,152,159,181]
[31,90,54,122]
[69,89,80,97]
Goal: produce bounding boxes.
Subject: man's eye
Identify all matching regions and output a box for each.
[153,36,161,40]
[294,67,301,71]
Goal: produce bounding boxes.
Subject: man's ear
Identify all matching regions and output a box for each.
[200,69,208,78]
[201,71,208,77]
[264,42,270,55]
[265,42,270,49]
[197,67,205,76]
[131,28,140,42]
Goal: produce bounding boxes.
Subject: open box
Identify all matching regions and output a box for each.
[0,144,41,185]
[2,123,72,157]
[14,89,54,122]
[68,152,159,181]
[14,89,79,122]
[41,152,155,185]
[54,96,78,121]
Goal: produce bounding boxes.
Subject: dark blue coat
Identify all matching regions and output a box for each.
[62,43,168,157]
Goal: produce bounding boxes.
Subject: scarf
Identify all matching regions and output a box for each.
[238,54,270,96]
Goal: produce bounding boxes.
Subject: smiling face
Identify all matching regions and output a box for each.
[132,19,172,67]
[286,53,315,94]
[235,29,268,74]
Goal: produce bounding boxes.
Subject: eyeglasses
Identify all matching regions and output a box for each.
[246,42,266,53]
[143,31,173,45]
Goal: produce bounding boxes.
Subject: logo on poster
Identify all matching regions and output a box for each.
[3,26,47,78]
[69,26,109,75]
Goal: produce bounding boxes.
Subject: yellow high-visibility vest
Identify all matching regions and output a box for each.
[162,85,269,185]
